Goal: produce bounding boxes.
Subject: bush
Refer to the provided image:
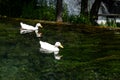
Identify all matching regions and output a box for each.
[21,3,39,19]
[65,14,91,25]
[37,6,56,21]
[21,0,92,24]
[21,1,55,21]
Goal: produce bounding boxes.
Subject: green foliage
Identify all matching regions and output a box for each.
[0,0,22,17]
[37,6,56,21]
[21,1,55,21]
[99,19,118,28]
[63,14,91,25]
[21,1,92,24]
[107,20,117,28]
[0,0,92,24]
[62,3,92,24]
[21,1,38,19]
[62,4,69,22]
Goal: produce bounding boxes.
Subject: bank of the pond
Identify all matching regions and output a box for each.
[1,16,120,33]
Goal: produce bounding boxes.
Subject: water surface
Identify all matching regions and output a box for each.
[0,22,120,80]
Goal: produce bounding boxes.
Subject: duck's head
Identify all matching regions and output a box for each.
[36,23,43,28]
[55,42,64,48]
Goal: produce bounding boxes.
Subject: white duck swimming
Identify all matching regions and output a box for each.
[39,41,63,60]
[20,22,43,37]
[20,22,43,30]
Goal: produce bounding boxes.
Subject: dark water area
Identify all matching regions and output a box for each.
[0,21,120,80]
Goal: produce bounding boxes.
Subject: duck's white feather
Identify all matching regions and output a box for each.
[39,48,54,53]
[40,41,59,52]
[20,22,38,30]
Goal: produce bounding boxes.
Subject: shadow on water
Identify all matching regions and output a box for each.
[0,21,120,80]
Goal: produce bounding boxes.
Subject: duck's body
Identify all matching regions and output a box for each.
[39,41,63,60]
[39,48,62,60]
[39,41,59,52]
[20,22,42,30]
[39,41,63,53]
[20,22,43,37]
[39,48,54,54]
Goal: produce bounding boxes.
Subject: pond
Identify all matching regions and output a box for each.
[0,21,120,80]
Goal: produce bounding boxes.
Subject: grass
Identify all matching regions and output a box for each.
[0,21,120,80]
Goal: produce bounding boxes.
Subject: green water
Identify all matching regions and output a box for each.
[0,22,120,80]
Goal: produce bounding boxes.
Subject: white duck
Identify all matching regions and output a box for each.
[39,41,63,60]
[20,22,43,37]
[20,22,43,30]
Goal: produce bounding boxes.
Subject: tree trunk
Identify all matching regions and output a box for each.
[56,0,63,22]
[90,0,102,24]
[81,0,88,16]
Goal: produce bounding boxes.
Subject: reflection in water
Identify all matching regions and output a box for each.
[20,29,34,34]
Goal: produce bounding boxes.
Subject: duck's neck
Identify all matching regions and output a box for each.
[35,25,39,29]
